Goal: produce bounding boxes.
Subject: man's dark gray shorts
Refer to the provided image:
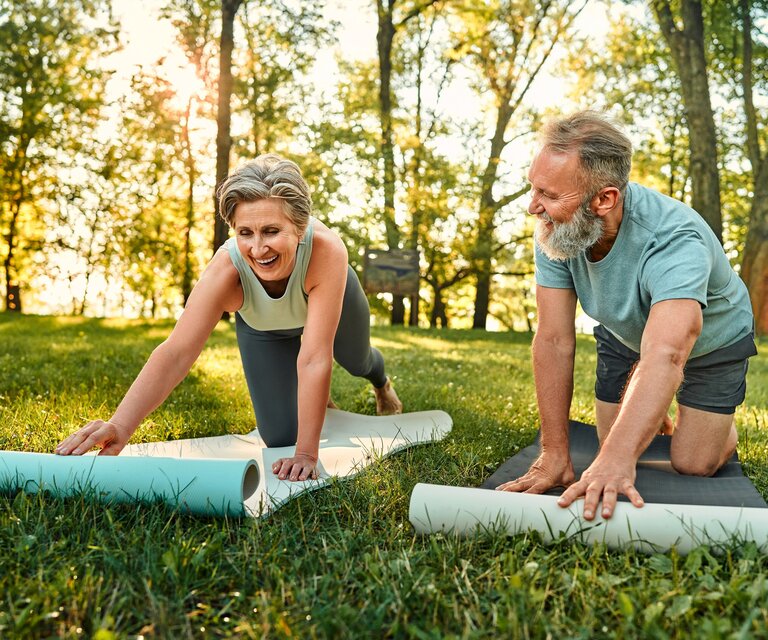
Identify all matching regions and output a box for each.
[593,324,758,415]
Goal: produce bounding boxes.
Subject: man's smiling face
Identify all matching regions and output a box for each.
[527,149,604,261]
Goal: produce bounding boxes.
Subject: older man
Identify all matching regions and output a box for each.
[498,111,756,521]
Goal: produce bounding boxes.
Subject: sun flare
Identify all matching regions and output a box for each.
[162,57,207,108]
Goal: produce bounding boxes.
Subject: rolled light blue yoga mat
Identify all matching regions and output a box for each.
[0,452,259,517]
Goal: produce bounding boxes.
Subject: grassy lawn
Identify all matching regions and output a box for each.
[1,311,768,639]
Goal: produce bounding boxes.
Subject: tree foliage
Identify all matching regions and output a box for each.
[0,0,117,311]
[649,0,723,241]
[451,0,586,329]
[564,10,690,198]
[731,0,768,333]
[3,0,768,333]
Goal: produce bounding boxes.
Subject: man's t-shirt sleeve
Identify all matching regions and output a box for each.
[639,230,712,307]
[534,242,575,289]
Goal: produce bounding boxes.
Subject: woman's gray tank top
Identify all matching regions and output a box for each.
[225,219,314,331]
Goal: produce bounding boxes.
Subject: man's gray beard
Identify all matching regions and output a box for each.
[534,201,604,261]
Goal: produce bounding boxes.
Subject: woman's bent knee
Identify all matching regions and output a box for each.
[255,414,297,448]
[259,429,297,448]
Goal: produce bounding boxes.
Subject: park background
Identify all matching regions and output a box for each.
[3,0,767,334]
[2,1,768,638]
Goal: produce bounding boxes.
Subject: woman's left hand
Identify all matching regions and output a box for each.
[272,453,319,481]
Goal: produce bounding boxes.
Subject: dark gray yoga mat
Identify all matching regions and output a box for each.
[482,421,768,508]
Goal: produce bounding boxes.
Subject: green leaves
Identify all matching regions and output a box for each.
[0,0,118,314]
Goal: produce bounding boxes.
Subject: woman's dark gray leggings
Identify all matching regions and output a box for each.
[235,266,388,446]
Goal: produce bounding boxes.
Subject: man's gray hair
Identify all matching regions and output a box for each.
[540,110,632,196]
[217,154,312,234]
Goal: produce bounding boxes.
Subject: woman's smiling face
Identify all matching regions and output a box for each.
[233,198,302,287]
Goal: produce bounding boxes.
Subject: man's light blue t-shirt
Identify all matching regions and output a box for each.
[534,182,753,358]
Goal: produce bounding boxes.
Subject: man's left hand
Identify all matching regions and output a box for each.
[556,454,644,520]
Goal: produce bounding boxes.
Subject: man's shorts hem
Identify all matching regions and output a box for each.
[595,394,738,415]
[675,400,735,415]
[593,325,756,416]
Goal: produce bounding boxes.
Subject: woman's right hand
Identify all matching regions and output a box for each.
[271,453,319,482]
[55,420,131,456]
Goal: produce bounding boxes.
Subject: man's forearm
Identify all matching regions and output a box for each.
[532,334,575,454]
[600,352,684,461]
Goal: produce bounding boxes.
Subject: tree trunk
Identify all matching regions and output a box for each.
[409,293,419,326]
[430,287,448,328]
[3,198,21,312]
[665,111,684,197]
[182,96,196,305]
[3,133,31,313]
[212,0,243,255]
[472,101,514,329]
[407,17,428,330]
[737,0,768,334]
[374,0,441,325]
[78,226,98,316]
[376,0,405,325]
[740,179,768,334]
[78,269,92,315]
[651,0,722,241]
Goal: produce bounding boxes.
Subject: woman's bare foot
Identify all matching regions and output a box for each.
[327,397,339,410]
[374,378,403,415]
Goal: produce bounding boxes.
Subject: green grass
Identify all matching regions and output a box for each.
[1,312,768,639]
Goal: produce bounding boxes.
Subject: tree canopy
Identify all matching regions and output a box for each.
[1,0,766,332]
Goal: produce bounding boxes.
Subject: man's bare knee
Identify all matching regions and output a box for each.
[671,407,736,477]
[670,454,721,477]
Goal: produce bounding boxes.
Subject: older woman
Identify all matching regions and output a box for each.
[56,154,403,482]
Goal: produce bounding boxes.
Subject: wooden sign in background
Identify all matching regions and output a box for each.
[363,249,420,296]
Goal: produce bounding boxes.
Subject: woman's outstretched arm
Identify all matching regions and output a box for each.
[55,250,241,456]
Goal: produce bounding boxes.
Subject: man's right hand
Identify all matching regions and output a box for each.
[55,420,130,456]
[495,450,575,494]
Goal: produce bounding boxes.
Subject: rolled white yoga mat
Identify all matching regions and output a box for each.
[409,483,768,554]
[410,420,768,553]
[0,451,258,517]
